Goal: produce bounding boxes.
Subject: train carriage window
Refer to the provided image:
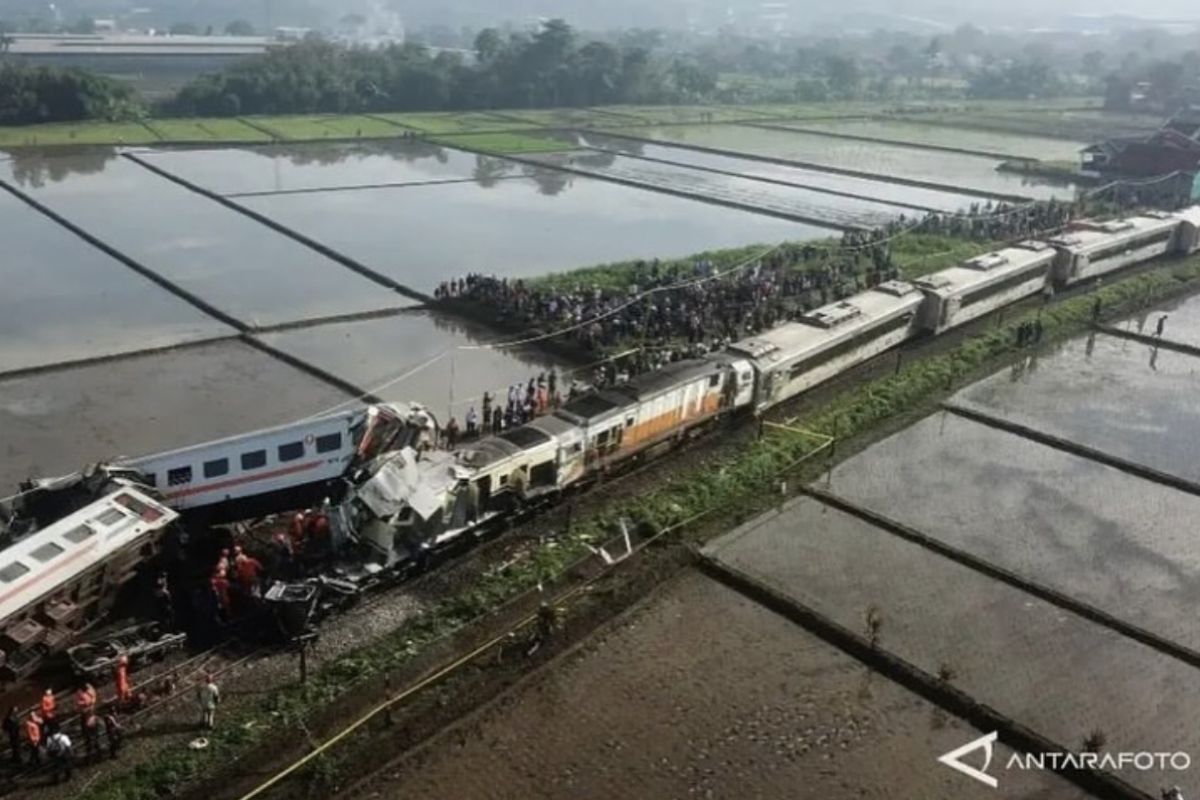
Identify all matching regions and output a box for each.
[0,563,29,583]
[708,374,720,387]
[64,525,95,544]
[316,433,342,454]
[30,543,64,563]
[93,508,126,526]
[241,450,267,471]
[167,466,193,486]
[113,494,164,522]
[204,458,230,479]
[278,442,305,462]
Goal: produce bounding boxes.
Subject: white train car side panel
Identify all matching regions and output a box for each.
[0,489,177,654]
[732,281,923,413]
[126,410,362,512]
[915,244,1055,334]
[1050,215,1180,286]
[1174,205,1200,254]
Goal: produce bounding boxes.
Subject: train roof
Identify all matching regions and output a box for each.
[124,404,366,467]
[1050,215,1179,254]
[0,488,177,624]
[728,282,921,366]
[615,359,720,399]
[915,245,1055,296]
[1175,205,1200,227]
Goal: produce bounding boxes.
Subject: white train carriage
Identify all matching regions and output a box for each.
[914,242,1056,334]
[0,488,177,677]
[1049,214,1181,286]
[1174,205,1200,254]
[730,280,923,413]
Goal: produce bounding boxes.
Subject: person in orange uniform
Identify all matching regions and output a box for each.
[114,655,132,707]
[211,569,232,620]
[40,689,56,723]
[24,711,42,766]
[234,547,263,598]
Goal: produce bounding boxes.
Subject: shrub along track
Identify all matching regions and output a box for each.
[88,253,1200,800]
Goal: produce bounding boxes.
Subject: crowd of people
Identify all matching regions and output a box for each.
[434,201,1104,369]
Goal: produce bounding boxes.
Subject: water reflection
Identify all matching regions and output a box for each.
[0,147,120,188]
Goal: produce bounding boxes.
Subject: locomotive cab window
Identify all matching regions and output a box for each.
[709,374,720,387]
[279,442,305,462]
[0,563,29,583]
[204,458,230,478]
[167,466,193,486]
[316,433,342,454]
[241,450,267,470]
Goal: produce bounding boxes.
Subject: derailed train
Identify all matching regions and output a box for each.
[1,205,1199,673]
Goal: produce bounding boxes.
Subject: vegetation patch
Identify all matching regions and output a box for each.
[891,234,1004,278]
[372,111,530,134]
[497,108,645,128]
[243,115,404,140]
[432,131,578,154]
[143,118,273,142]
[0,120,158,147]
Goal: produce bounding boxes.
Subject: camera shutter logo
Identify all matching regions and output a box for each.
[938,731,999,789]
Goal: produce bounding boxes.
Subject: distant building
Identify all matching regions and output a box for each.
[2,33,282,98]
[1083,109,1200,177]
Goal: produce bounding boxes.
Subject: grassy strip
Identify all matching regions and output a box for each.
[0,121,160,147]
[369,112,534,134]
[143,118,274,143]
[93,254,1200,800]
[430,131,578,154]
[523,233,999,292]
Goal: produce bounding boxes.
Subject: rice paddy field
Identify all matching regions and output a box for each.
[776,118,1089,161]
[0,96,1126,529]
[632,123,1079,200]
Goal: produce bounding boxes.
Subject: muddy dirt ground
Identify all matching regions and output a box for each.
[350,572,1089,800]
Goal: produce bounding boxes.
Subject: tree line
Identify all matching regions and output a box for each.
[167,20,715,116]
[0,62,141,125]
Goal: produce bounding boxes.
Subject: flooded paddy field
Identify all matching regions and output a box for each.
[1114,293,1200,351]
[356,572,1089,800]
[255,311,571,417]
[0,340,347,489]
[2,153,408,326]
[574,133,980,212]
[775,118,1088,162]
[902,109,1163,143]
[952,333,1200,484]
[240,174,827,291]
[530,149,915,228]
[706,497,1200,796]
[636,124,1079,200]
[0,189,231,373]
[824,410,1200,649]
[134,140,498,197]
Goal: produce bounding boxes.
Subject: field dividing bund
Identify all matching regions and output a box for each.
[746,120,1025,161]
[589,128,1034,203]
[224,175,525,199]
[0,177,250,333]
[941,398,1200,500]
[696,556,1153,800]
[469,147,865,231]
[121,152,434,305]
[1096,323,1200,360]
[577,145,951,214]
[799,483,1200,672]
